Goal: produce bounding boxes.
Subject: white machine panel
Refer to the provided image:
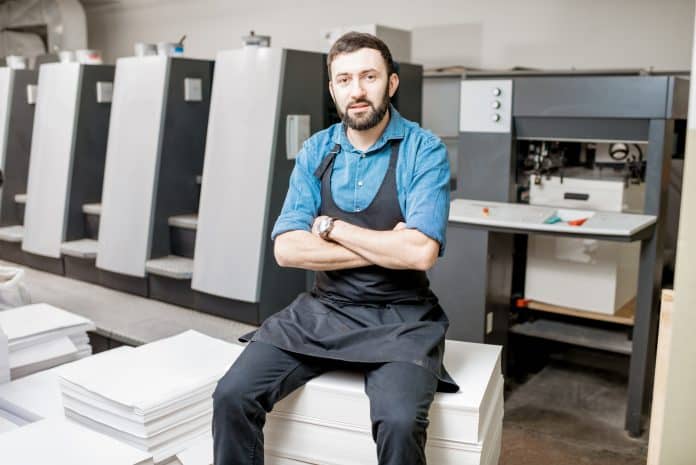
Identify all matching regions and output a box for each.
[96,56,169,277]
[192,47,283,303]
[0,69,14,207]
[459,80,512,133]
[22,63,81,258]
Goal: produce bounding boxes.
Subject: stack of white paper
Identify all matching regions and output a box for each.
[57,330,243,463]
[263,340,504,465]
[0,347,134,423]
[0,303,95,379]
[176,340,504,465]
[0,418,154,465]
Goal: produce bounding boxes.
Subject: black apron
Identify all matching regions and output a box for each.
[242,140,458,392]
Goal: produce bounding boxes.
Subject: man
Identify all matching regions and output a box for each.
[213,32,457,465]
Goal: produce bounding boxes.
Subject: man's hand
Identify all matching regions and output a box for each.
[393,222,407,231]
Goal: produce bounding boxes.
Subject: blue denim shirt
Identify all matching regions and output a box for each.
[271,106,451,255]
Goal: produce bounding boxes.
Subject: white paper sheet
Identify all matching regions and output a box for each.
[10,336,77,369]
[176,436,213,465]
[0,418,154,465]
[0,303,94,344]
[0,347,132,422]
[57,331,242,414]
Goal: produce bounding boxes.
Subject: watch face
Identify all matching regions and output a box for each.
[319,217,330,233]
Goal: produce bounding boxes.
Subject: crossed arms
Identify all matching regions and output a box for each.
[274,218,440,272]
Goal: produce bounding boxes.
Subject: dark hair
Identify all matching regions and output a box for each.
[326,31,396,79]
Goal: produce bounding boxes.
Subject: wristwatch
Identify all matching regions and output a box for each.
[318,216,336,240]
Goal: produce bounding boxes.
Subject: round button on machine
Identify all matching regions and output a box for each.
[491,100,501,109]
[491,113,501,122]
[492,87,502,96]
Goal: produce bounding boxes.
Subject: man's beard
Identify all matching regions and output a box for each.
[337,86,390,131]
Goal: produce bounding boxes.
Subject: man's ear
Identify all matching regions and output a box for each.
[388,73,400,98]
[328,81,336,102]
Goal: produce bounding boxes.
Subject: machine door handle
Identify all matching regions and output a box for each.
[564,192,589,201]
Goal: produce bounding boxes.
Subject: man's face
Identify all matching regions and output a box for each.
[329,48,398,131]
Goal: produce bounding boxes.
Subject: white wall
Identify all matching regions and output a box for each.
[84,0,694,70]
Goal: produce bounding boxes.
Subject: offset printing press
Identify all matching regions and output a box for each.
[428,72,688,435]
[93,54,213,296]
[20,61,114,275]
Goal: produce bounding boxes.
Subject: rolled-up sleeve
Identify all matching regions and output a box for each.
[404,139,451,255]
[271,140,321,240]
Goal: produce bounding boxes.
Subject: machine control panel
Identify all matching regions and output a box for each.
[286,114,311,160]
[184,77,203,102]
[26,84,37,105]
[96,81,113,103]
[459,80,512,133]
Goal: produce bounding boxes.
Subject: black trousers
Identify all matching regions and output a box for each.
[212,341,438,465]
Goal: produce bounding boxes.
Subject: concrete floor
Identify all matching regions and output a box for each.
[3,260,651,464]
[501,355,648,464]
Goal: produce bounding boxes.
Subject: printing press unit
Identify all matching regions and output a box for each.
[20,61,115,275]
[92,55,214,294]
[428,71,688,436]
[0,66,38,264]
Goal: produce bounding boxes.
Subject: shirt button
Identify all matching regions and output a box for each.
[357,181,363,187]
[361,153,366,158]
[355,208,361,212]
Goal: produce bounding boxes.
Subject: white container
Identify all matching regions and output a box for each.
[5,56,27,70]
[156,42,184,57]
[75,49,103,65]
[524,176,644,314]
[134,43,157,57]
[58,50,75,63]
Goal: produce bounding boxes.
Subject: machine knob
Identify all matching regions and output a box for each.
[491,100,501,109]
[492,87,502,96]
[491,113,501,122]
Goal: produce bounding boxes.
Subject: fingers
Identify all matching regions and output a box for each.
[393,222,407,231]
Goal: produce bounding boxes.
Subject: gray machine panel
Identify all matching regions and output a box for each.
[0,70,37,227]
[391,62,423,124]
[64,65,114,242]
[22,63,82,258]
[192,48,284,303]
[0,69,11,153]
[97,56,169,277]
[512,76,675,119]
[0,69,13,211]
[149,58,212,260]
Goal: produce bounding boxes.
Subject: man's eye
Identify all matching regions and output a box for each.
[337,77,349,85]
[366,74,376,81]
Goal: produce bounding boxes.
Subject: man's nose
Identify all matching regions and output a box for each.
[349,79,366,100]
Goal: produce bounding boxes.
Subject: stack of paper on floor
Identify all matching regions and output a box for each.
[264,340,504,465]
[0,303,94,379]
[0,418,154,465]
[57,330,243,464]
[0,347,134,423]
[175,340,503,465]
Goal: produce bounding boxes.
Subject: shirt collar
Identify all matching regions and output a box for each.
[331,104,406,154]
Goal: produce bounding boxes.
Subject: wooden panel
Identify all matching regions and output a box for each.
[525,298,636,326]
[647,289,673,465]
